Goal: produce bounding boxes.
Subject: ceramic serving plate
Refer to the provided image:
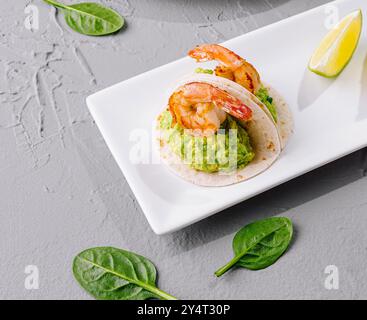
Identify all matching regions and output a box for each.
[87,0,367,234]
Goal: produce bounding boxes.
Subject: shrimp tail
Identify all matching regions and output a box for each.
[188,46,213,62]
[220,102,252,121]
[188,44,244,68]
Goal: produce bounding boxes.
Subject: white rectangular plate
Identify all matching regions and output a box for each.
[87,0,367,235]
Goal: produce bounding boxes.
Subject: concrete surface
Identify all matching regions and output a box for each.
[1,0,366,300]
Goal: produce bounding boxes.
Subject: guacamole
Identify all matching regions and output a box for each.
[195,67,214,75]
[159,110,255,173]
[255,87,277,123]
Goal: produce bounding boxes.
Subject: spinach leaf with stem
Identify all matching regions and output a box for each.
[73,247,177,300]
[215,217,293,277]
[43,0,124,36]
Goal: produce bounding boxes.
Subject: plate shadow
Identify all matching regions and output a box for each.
[164,148,367,252]
[357,53,367,121]
[297,67,335,111]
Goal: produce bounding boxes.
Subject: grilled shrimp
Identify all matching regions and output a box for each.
[169,82,252,136]
[188,44,261,94]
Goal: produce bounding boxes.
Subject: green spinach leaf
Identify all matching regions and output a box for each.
[215,217,293,277]
[73,247,177,300]
[44,0,124,36]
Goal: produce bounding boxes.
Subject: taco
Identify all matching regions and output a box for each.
[155,44,292,186]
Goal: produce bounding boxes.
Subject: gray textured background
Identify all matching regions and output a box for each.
[1,0,366,300]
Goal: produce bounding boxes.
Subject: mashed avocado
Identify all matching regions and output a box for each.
[255,87,277,123]
[159,110,255,173]
[195,67,214,75]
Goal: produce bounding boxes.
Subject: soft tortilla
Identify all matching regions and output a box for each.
[155,75,282,187]
[262,83,294,149]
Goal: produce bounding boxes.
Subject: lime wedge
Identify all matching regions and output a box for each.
[309,9,362,77]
